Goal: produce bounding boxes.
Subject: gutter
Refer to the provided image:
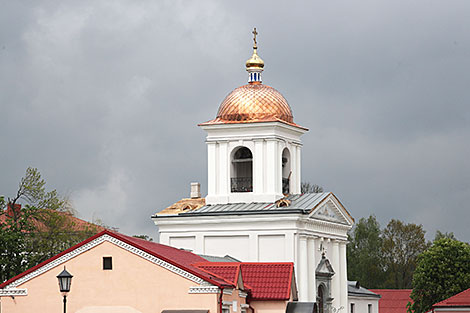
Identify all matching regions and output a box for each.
[219,286,224,313]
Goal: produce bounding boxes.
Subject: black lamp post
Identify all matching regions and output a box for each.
[57,266,73,313]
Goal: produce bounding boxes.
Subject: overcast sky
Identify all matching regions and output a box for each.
[1,0,469,241]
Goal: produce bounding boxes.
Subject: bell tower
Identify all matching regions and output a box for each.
[199,29,308,205]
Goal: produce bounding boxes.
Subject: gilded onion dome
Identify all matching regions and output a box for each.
[200,28,303,128]
[216,84,293,123]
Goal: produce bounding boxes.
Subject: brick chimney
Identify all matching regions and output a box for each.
[190,182,201,199]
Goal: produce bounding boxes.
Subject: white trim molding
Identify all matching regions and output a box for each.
[5,234,208,289]
[223,288,234,295]
[188,286,220,294]
[239,290,248,298]
[0,288,27,297]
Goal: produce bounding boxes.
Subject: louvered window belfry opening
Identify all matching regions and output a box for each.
[231,147,253,192]
[282,178,290,194]
[282,148,291,194]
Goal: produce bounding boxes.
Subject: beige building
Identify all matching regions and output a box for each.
[0,230,296,313]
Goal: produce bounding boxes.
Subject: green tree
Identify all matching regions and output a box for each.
[434,230,456,241]
[409,238,470,313]
[301,182,324,193]
[133,234,153,241]
[0,167,101,282]
[347,215,385,288]
[382,219,429,288]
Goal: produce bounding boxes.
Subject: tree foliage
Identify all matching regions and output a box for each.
[0,167,101,283]
[347,215,385,288]
[409,238,470,313]
[434,230,456,241]
[347,215,429,289]
[382,219,430,288]
[301,182,324,193]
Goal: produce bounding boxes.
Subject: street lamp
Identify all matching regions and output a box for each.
[57,266,73,313]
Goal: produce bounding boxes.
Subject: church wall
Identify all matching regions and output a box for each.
[169,236,196,252]
[157,213,350,308]
[258,235,286,262]
[205,235,250,261]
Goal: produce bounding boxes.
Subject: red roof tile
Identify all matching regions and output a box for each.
[433,288,470,308]
[196,262,294,300]
[0,230,234,289]
[196,263,240,285]
[370,289,412,313]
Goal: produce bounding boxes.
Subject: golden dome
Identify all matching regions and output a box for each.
[246,47,264,70]
[214,83,294,124]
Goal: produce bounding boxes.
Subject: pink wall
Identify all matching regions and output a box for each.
[250,299,290,313]
[1,240,246,313]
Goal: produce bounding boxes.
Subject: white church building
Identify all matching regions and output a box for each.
[152,30,356,312]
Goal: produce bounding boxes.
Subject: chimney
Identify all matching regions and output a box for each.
[190,182,201,199]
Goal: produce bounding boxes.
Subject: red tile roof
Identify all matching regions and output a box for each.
[433,288,470,308]
[196,262,295,300]
[0,230,234,289]
[196,263,241,285]
[370,289,412,313]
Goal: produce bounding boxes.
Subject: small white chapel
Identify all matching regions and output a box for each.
[152,29,355,312]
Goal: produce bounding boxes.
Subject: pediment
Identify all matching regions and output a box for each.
[308,193,353,226]
[316,255,335,277]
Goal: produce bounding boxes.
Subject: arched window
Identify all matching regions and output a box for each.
[282,148,291,194]
[231,147,253,192]
[317,284,325,313]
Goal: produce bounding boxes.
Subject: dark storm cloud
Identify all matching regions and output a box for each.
[1,0,469,239]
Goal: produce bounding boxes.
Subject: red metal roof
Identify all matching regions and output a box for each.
[433,288,470,308]
[0,230,234,289]
[370,289,412,313]
[196,262,294,300]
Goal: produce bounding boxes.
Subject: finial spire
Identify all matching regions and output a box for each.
[246,27,264,84]
[252,27,258,48]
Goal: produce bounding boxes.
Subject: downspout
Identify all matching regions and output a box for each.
[219,286,224,313]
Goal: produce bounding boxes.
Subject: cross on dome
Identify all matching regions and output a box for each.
[246,28,264,83]
[252,27,258,47]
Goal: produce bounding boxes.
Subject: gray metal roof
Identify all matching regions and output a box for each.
[176,193,330,216]
[348,281,381,298]
[198,254,241,262]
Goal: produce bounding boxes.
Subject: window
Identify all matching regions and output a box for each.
[103,256,112,270]
[368,304,372,313]
[350,303,355,313]
[281,148,291,194]
[231,147,253,192]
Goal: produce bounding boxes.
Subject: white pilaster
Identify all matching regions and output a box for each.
[266,139,277,195]
[254,139,264,195]
[207,142,217,196]
[332,240,341,310]
[295,145,301,194]
[339,241,348,309]
[307,236,316,302]
[298,235,309,301]
[219,141,229,196]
